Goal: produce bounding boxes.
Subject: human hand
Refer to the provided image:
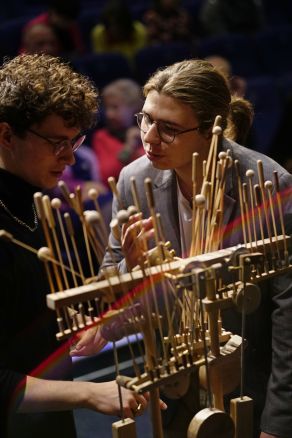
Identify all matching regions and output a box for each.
[88,381,167,418]
[121,213,154,270]
[70,324,108,357]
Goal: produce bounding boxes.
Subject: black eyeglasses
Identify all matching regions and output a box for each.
[135,112,200,144]
[27,128,86,156]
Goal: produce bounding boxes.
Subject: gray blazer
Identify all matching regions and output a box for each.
[102,138,292,437]
[103,138,292,265]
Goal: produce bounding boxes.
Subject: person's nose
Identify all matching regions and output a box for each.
[58,145,75,166]
[143,122,160,144]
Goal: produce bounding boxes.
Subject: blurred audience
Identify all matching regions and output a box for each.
[22,0,84,59]
[269,96,292,173]
[46,142,112,229]
[91,0,147,63]
[199,0,265,36]
[91,78,144,186]
[20,22,61,57]
[205,55,247,97]
[143,0,193,44]
[206,55,254,146]
[60,145,102,195]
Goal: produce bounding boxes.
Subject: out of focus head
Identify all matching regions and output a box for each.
[21,23,61,56]
[101,0,134,41]
[102,79,143,131]
[205,55,232,79]
[0,53,98,135]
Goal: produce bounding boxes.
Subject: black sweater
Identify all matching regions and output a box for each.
[0,169,75,437]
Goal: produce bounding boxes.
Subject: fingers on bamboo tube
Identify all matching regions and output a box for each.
[110,207,138,242]
[116,209,130,225]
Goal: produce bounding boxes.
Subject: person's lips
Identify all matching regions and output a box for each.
[145,150,164,161]
[51,169,64,177]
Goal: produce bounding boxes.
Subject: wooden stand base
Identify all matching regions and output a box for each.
[112,418,137,438]
[230,396,253,438]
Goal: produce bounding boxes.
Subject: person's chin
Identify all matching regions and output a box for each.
[44,174,61,189]
[150,160,169,170]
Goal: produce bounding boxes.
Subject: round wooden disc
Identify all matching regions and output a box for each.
[234,282,261,314]
[187,408,234,438]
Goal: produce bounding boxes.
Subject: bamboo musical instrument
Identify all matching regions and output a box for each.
[1,115,291,438]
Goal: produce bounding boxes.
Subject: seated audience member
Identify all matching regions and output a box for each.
[22,0,84,58]
[92,78,145,187]
[205,55,247,98]
[20,22,61,57]
[206,55,253,146]
[91,0,147,63]
[143,0,193,44]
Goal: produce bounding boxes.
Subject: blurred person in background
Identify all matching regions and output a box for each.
[91,0,147,63]
[205,55,247,98]
[20,22,61,57]
[92,78,145,187]
[22,0,84,59]
[206,55,254,146]
[199,0,265,36]
[143,0,193,44]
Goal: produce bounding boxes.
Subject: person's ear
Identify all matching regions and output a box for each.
[0,123,13,150]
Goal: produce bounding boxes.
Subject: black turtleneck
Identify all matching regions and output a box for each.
[0,168,39,228]
[0,169,75,437]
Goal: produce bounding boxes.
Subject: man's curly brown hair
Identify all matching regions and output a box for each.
[0,54,99,135]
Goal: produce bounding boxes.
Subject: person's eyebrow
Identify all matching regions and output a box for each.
[142,110,186,130]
